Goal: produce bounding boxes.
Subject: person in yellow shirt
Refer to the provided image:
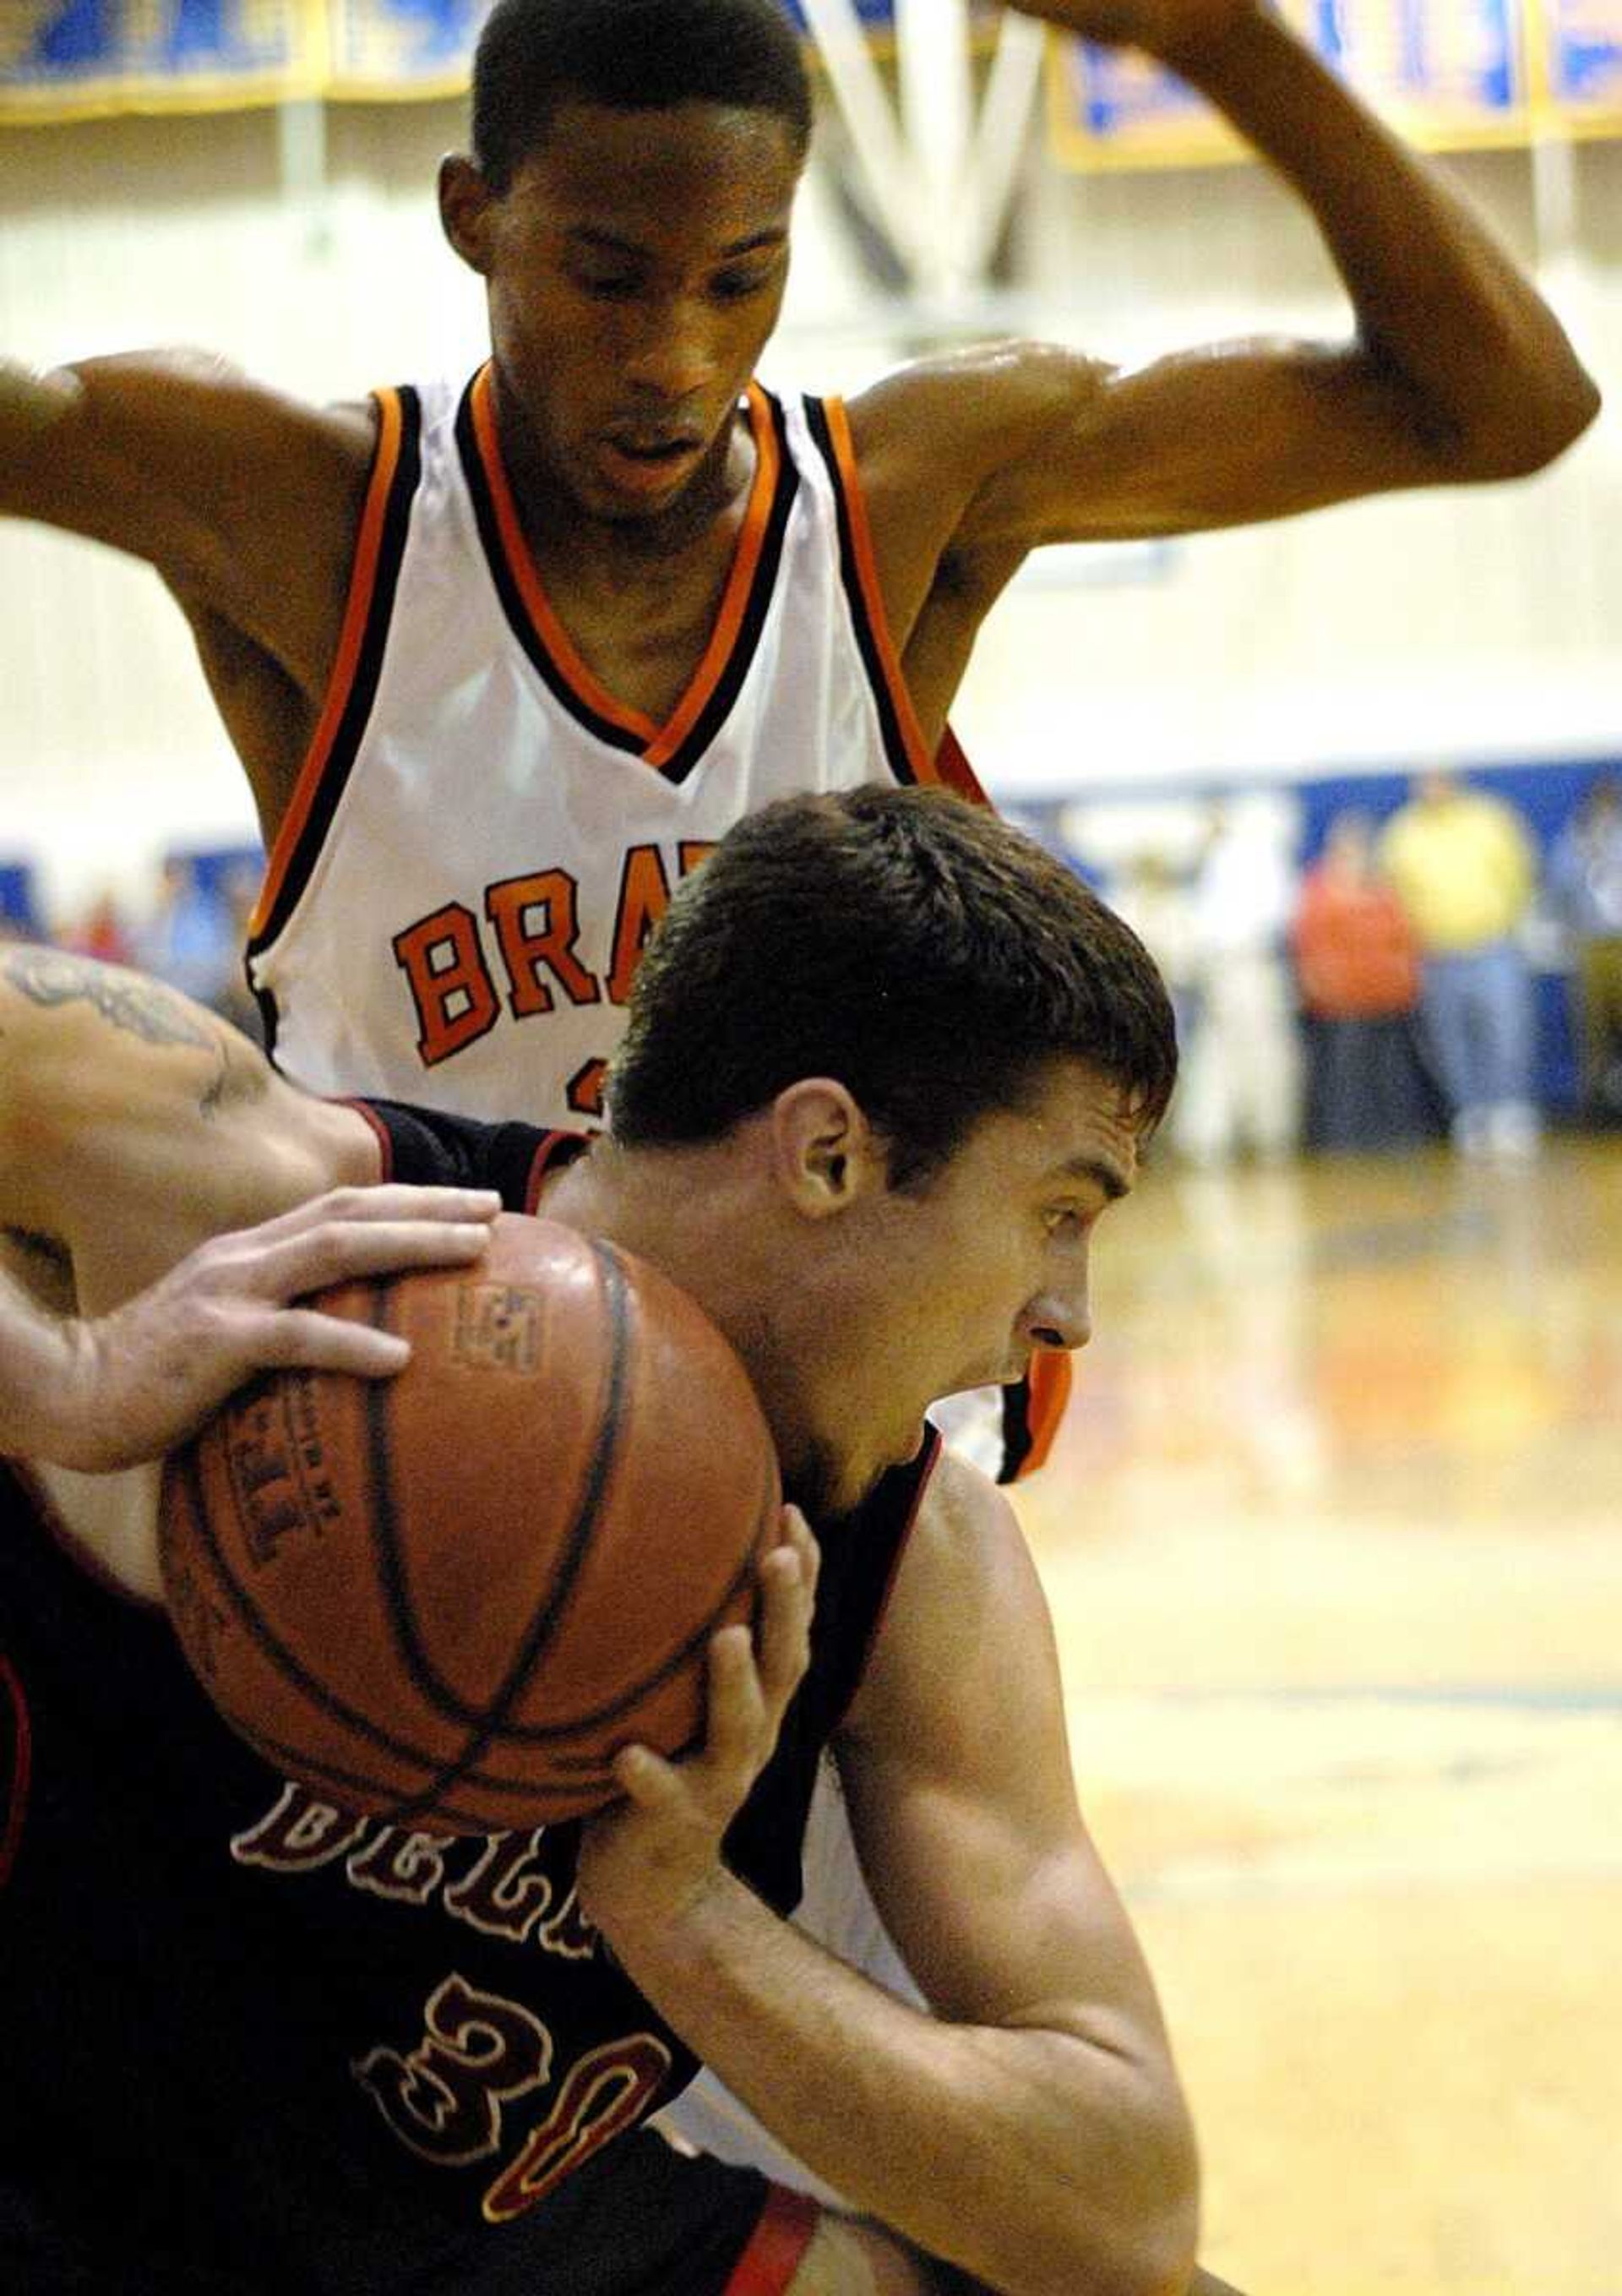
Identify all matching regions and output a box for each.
[1380,769,1541,1158]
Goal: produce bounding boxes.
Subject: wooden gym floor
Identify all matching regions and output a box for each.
[1012,1137,1622,2296]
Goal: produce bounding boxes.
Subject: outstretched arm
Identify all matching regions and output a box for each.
[0,354,372,830]
[0,946,498,1474]
[579,1463,1199,2296]
[855,0,1598,609]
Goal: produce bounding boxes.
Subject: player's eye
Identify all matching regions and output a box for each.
[571,270,644,301]
[711,265,777,303]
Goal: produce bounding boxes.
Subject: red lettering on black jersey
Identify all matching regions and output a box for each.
[231,1781,370,1872]
[443,1830,567,1947]
[393,904,502,1068]
[353,1974,552,2169]
[345,1826,449,1908]
[481,2033,672,2224]
[486,870,601,1017]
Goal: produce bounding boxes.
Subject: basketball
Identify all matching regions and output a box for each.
[157,1213,781,1835]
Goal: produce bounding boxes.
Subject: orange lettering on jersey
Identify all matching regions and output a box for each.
[606,845,673,1006]
[393,904,502,1068]
[486,871,601,1017]
[566,1058,608,1121]
[481,2034,672,2224]
[678,840,720,877]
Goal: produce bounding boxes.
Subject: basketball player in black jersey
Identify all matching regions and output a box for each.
[0,789,1249,2294]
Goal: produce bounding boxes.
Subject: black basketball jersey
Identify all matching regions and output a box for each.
[0,1099,938,2292]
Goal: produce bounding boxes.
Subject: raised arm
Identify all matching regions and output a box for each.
[0,946,498,1480]
[0,353,373,830]
[577,1457,1198,2296]
[852,0,1598,641]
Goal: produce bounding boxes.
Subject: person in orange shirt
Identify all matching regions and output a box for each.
[1293,809,1432,1152]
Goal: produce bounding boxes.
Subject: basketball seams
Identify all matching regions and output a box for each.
[161,1221,783,1834]
[377,1239,637,1824]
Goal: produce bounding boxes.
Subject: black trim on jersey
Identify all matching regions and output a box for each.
[998,1374,1037,1485]
[456,383,800,786]
[801,394,919,786]
[457,377,641,755]
[656,390,799,788]
[246,387,425,1060]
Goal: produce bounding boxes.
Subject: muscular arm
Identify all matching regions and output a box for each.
[0,353,373,831]
[0,947,497,1489]
[580,1462,1197,2296]
[853,0,1598,664]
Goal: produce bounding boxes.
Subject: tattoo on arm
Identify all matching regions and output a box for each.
[0,947,215,1050]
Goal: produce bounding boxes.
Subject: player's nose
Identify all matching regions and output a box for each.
[620,302,721,401]
[1024,1282,1091,1355]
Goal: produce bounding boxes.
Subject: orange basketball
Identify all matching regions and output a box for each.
[158,1214,781,1835]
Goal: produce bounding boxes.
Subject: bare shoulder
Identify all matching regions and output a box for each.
[846,343,1112,521]
[845,1447,1057,1756]
[5,350,375,674]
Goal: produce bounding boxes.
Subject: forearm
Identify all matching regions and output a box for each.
[1174,10,1598,464]
[609,1868,1197,2296]
[0,1257,84,1462]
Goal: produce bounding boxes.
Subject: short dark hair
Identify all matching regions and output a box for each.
[609,787,1178,1186]
[472,0,814,192]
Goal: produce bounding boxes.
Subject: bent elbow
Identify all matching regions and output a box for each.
[1457,368,1603,482]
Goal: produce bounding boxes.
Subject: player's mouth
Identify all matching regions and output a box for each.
[598,432,706,496]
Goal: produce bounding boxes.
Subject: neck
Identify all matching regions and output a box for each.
[491,368,754,571]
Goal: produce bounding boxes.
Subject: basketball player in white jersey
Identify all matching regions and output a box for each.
[0,0,1598,2202]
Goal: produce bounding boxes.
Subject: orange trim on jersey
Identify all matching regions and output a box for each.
[251,390,406,939]
[932,721,992,806]
[643,385,780,771]
[469,364,656,745]
[1014,1352,1074,1482]
[820,395,934,786]
[721,2183,821,2296]
[469,371,782,765]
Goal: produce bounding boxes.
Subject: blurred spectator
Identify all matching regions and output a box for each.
[63,889,135,968]
[1110,848,1198,1055]
[1548,772,1622,1122]
[1380,769,1540,1159]
[132,854,238,1012]
[1173,799,1302,1167]
[1293,810,1435,1152]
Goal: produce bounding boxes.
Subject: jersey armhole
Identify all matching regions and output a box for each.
[249,387,423,952]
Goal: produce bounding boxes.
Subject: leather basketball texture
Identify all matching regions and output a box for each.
[158,1215,781,1834]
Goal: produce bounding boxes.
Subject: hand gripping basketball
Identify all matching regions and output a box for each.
[576,1507,819,1941]
[46,1185,500,1472]
[159,1214,784,1834]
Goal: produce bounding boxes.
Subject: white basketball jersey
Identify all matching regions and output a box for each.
[248,368,982,1132]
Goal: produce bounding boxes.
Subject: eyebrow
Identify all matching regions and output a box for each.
[1050,1153,1132,1203]
[564,226,787,261]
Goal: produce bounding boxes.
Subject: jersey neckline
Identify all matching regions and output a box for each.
[460,366,797,783]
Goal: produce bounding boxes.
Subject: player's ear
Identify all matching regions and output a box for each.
[438,154,499,276]
[768,1081,884,1219]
